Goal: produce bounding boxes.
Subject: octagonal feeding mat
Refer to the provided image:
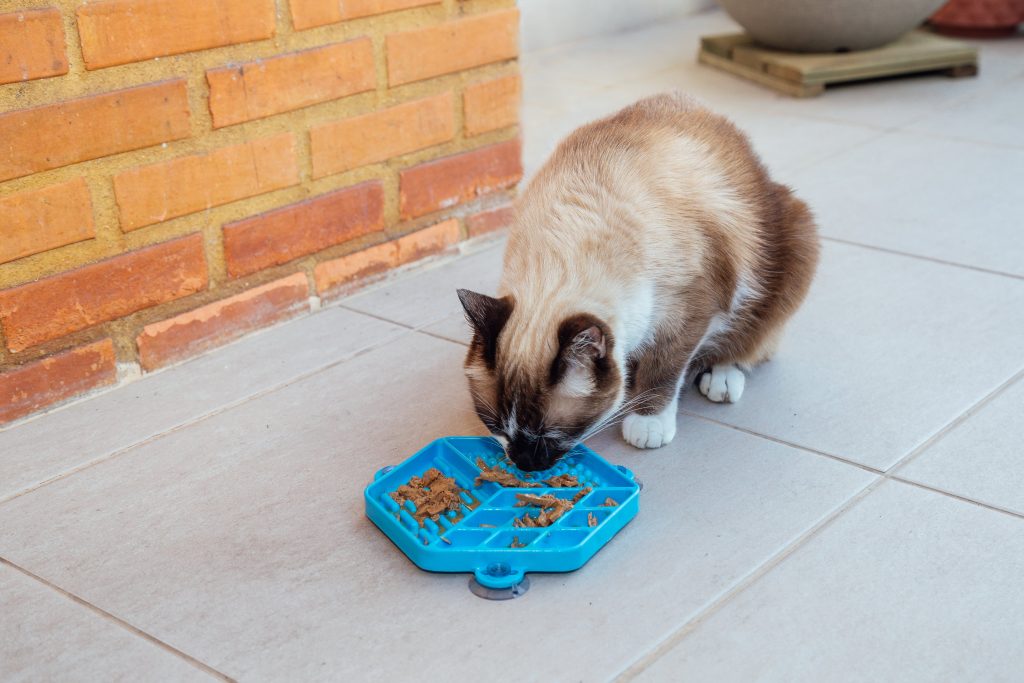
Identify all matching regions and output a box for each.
[365,436,640,595]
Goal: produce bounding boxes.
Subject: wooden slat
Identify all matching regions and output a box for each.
[700,33,754,59]
[697,30,977,97]
[697,49,822,97]
[736,31,977,85]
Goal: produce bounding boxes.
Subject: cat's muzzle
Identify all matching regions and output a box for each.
[507,435,569,472]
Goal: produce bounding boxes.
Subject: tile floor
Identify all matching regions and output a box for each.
[2,9,1023,682]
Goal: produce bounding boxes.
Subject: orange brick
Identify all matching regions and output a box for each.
[464,75,521,137]
[313,241,397,293]
[136,273,309,371]
[0,179,95,265]
[0,8,68,85]
[467,204,514,238]
[0,235,208,352]
[311,92,455,179]
[315,218,460,294]
[290,0,439,31]
[113,134,299,231]
[0,80,190,183]
[0,339,117,425]
[394,217,461,262]
[207,38,375,128]
[77,0,276,70]
[399,139,521,219]
[223,182,385,277]
[387,9,518,86]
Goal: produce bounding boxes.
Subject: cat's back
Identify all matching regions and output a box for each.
[526,92,768,207]
[506,93,781,295]
[587,92,766,187]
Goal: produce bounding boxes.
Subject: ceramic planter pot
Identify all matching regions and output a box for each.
[717,0,949,52]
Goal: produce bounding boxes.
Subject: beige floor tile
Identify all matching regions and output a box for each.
[0,562,212,682]
[343,242,504,328]
[0,308,405,502]
[680,241,1024,470]
[634,480,1024,682]
[898,375,1024,515]
[521,9,739,92]
[419,312,472,346]
[764,47,1023,130]
[904,73,1024,148]
[790,130,1024,277]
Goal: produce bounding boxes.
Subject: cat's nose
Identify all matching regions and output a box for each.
[507,437,563,472]
[507,437,544,472]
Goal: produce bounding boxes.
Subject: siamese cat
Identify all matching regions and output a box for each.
[458,93,819,471]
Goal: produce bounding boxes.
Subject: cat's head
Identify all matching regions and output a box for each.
[457,289,624,471]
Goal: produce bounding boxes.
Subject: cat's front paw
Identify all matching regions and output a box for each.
[622,411,677,449]
[698,363,745,403]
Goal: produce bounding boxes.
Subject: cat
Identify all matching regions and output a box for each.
[458,92,819,471]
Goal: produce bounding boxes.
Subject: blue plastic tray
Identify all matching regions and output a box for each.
[365,436,640,589]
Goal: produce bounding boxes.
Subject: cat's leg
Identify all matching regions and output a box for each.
[695,321,781,403]
[621,327,702,449]
[697,184,818,405]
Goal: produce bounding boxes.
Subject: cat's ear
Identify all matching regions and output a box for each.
[457,289,512,335]
[557,314,609,363]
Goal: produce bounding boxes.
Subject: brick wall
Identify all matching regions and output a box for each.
[0,0,521,426]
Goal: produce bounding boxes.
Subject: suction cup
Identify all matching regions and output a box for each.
[468,575,530,600]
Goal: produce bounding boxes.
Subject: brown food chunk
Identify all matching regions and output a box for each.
[543,473,580,487]
[571,487,592,504]
[474,458,541,488]
[514,493,562,507]
[587,512,598,527]
[512,492,576,528]
[390,467,467,526]
[509,536,526,548]
[602,497,618,507]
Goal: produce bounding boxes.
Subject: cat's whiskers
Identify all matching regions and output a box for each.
[578,388,661,443]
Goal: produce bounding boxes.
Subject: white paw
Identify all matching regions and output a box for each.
[622,411,677,449]
[698,363,745,403]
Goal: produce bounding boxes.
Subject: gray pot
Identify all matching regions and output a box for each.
[716,0,948,52]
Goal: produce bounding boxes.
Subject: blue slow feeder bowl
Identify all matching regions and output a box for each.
[365,436,640,593]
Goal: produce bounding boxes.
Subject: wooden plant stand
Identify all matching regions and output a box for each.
[698,30,979,97]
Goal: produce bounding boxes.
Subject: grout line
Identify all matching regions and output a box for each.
[896,126,1024,152]
[888,476,1024,521]
[335,305,417,330]
[416,328,468,346]
[776,127,893,174]
[886,366,1024,475]
[0,557,235,682]
[335,304,470,341]
[880,70,1023,134]
[0,329,416,506]
[821,236,1024,281]
[614,477,885,681]
[678,409,885,475]
[620,365,1024,678]
[615,471,1024,680]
